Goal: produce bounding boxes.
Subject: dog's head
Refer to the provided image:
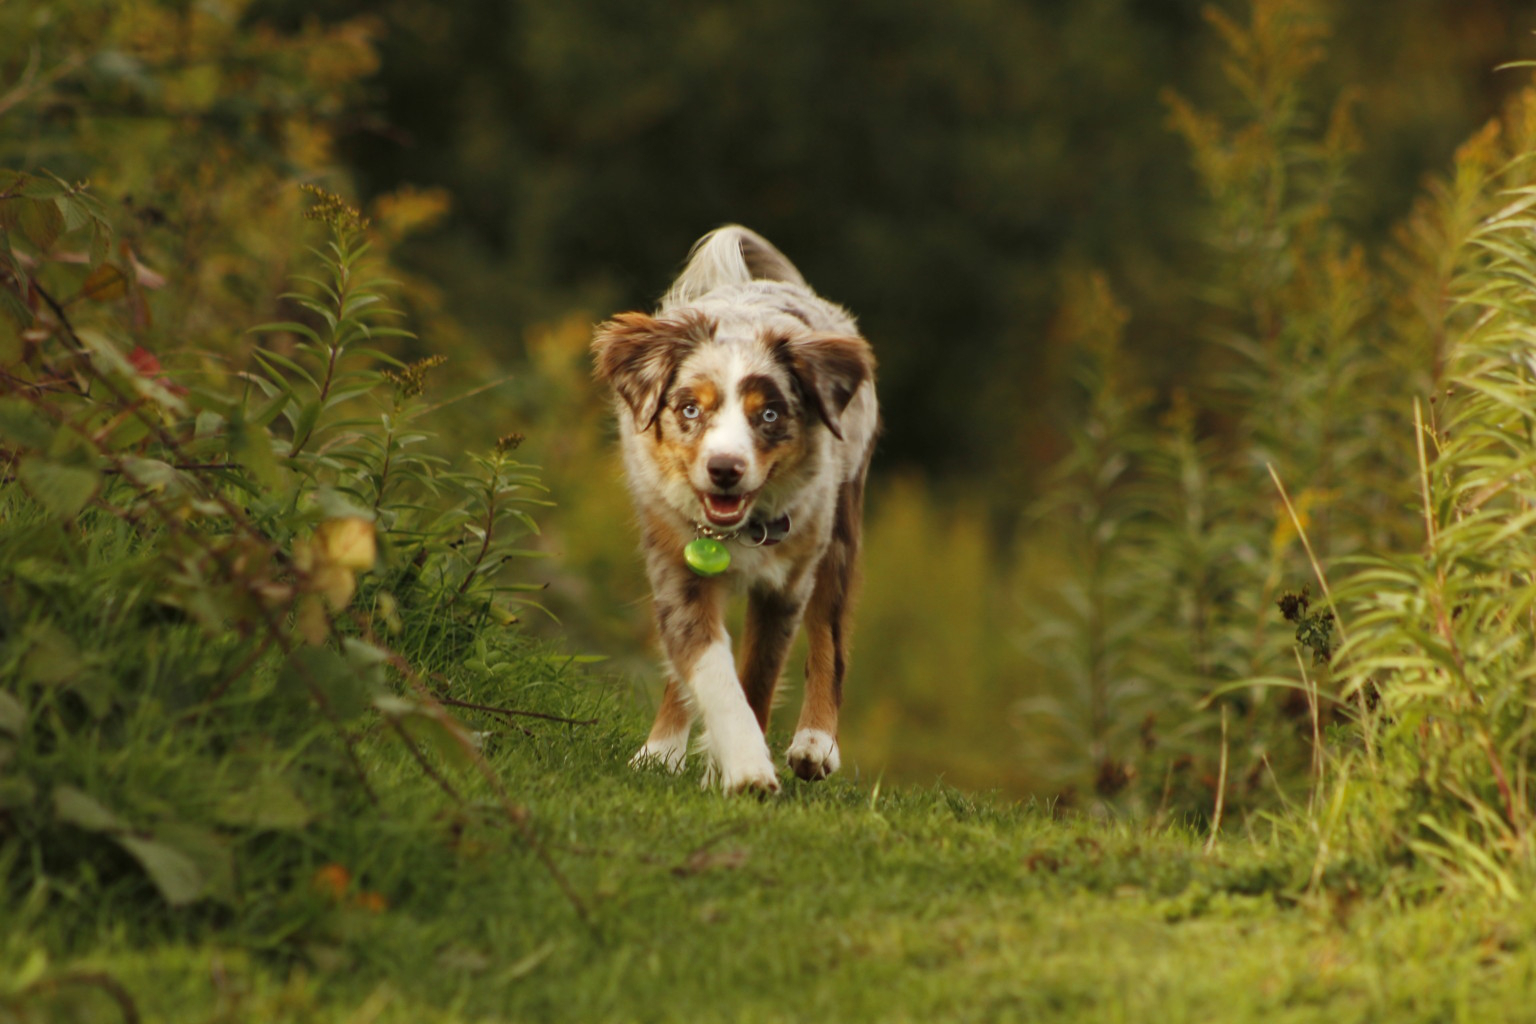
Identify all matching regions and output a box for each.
[593,310,873,528]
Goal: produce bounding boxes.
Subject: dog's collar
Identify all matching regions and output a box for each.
[684,512,792,577]
[695,511,792,548]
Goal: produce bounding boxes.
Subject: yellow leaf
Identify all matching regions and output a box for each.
[312,564,357,610]
[81,262,127,302]
[295,595,330,645]
[315,517,376,571]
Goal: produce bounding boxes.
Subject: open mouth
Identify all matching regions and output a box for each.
[699,490,755,527]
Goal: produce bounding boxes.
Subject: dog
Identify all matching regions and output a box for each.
[591,226,877,794]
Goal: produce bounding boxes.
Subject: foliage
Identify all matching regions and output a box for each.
[1008,0,1536,897]
[10,16,1536,1024]
[1,156,557,934]
[1011,272,1163,809]
[1013,0,1378,819]
[262,0,1536,485]
[1328,90,1536,893]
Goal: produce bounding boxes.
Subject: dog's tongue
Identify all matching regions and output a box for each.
[704,493,746,523]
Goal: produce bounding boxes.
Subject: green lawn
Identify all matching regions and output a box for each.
[7,662,1536,1024]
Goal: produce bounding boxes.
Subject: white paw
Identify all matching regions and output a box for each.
[629,734,689,773]
[786,728,840,781]
[708,756,781,796]
[701,738,781,796]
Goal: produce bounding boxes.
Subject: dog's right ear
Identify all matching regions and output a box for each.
[592,312,713,430]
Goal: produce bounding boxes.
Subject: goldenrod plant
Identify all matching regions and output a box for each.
[1326,87,1536,892]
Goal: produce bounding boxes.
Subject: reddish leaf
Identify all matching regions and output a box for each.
[127,345,162,378]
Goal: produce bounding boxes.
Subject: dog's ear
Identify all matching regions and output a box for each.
[592,312,713,430]
[775,333,875,441]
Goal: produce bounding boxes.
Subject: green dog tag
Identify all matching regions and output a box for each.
[684,537,731,576]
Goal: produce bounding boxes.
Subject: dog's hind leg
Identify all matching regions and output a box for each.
[630,678,694,772]
[787,476,865,781]
[739,584,812,731]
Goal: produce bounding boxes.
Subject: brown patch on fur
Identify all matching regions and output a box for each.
[738,373,799,460]
[689,379,720,413]
[649,402,705,487]
[651,564,724,678]
[647,678,694,745]
[592,311,716,430]
[640,509,728,679]
[797,464,869,744]
[738,374,788,417]
[649,375,727,486]
[770,332,875,440]
[640,507,690,555]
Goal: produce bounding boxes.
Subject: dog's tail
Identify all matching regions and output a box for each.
[661,225,806,309]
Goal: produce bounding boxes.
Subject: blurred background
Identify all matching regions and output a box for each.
[11,0,1536,805]
[250,0,1536,798]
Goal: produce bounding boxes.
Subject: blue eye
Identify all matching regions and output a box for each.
[761,408,779,424]
[681,404,700,420]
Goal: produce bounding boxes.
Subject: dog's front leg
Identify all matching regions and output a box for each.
[630,677,695,772]
[653,567,779,795]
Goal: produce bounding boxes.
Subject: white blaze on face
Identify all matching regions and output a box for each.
[694,346,760,493]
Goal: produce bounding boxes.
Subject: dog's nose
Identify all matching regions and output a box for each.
[707,454,746,490]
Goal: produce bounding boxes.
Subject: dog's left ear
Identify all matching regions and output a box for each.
[592,312,713,430]
[776,333,875,441]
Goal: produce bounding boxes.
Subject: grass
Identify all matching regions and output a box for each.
[8,642,1536,1024]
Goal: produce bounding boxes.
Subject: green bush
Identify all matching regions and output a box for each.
[0,161,569,929]
[1330,90,1536,892]
[1009,0,1536,894]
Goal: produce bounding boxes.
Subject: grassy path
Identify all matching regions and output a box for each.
[8,678,1536,1023]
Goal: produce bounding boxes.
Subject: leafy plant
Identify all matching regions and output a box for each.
[1014,0,1380,819]
[1327,92,1536,892]
[0,177,572,928]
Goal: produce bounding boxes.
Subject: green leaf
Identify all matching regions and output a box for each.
[0,280,30,333]
[341,638,390,690]
[19,623,84,685]
[0,398,52,450]
[69,671,117,720]
[154,822,236,904]
[0,691,25,735]
[16,455,101,520]
[248,387,293,429]
[0,777,37,810]
[53,785,127,832]
[119,456,181,493]
[375,696,475,770]
[252,346,320,388]
[116,835,205,906]
[313,487,375,520]
[17,174,68,200]
[280,646,374,721]
[250,321,324,345]
[74,327,187,414]
[17,197,64,252]
[213,775,312,830]
[57,195,95,233]
[229,414,283,490]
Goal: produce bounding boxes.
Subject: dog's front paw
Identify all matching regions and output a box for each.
[786,728,841,781]
[629,734,689,773]
[703,748,781,796]
[722,758,782,796]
